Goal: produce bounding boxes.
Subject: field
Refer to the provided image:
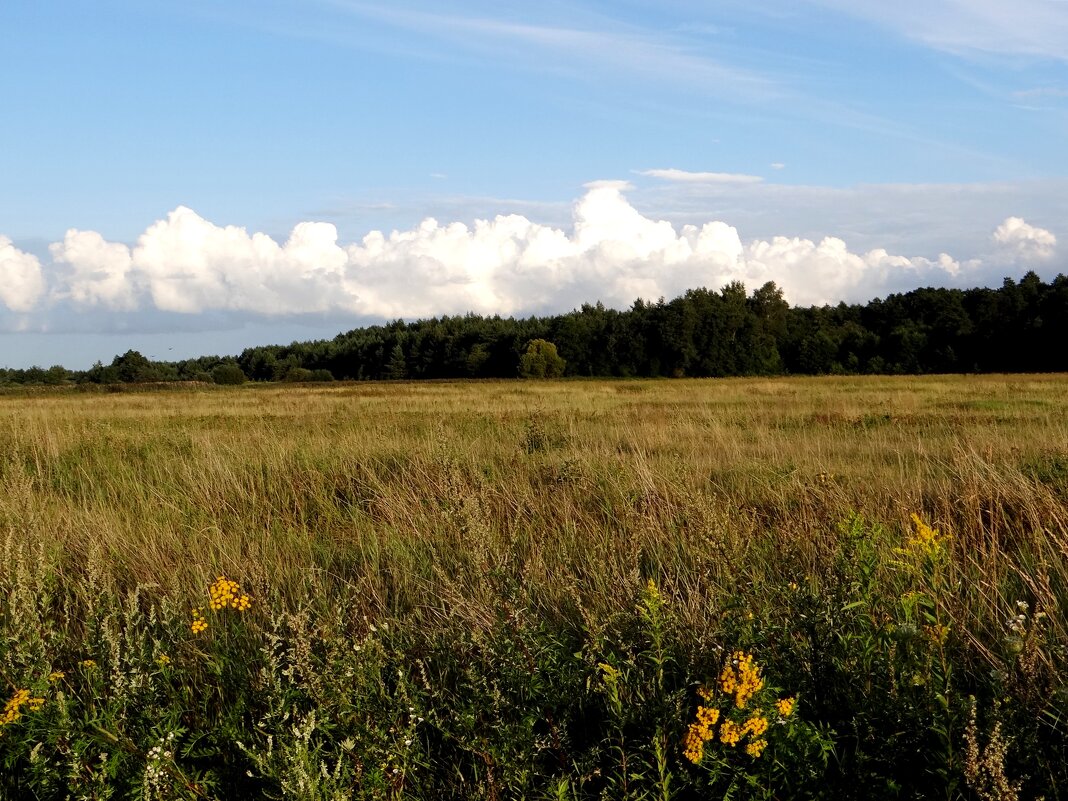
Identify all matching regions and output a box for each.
[1,375,1066,799]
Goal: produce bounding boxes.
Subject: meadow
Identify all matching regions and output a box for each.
[1,375,1066,799]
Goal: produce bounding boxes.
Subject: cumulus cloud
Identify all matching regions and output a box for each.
[0,236,46,313]
[638,168,764,184]
[0,184,1059,324]
[992,216,1057,261]
[50,229,137,310]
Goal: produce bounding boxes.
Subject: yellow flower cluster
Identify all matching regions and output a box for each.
[719,719,744,746]
[191,607,208,635]
[683,705,720,763]
[744,714,769,737]
[908,513,948,558]
[719,714,769,751]
[209,576,252,611]
[47,671,65,683]
[720,651,764,709]
[156,654,171,667]
[776,696,796,718]
[1,689,44,727]
[80,659,96,669]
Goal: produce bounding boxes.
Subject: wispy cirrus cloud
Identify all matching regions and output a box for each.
[802,0,1068,61]
[637,169,765,184]
[318,1,782,101]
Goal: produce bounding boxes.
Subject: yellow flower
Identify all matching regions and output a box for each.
[80,659,97,669]
[745,738,768,758]
[1,689,36,726]
[48,671,65,683]
[156,654,171,667]
[724,651,764,709]
[719,719,744,747]
[776,697,796,717]
[696,705,720,727]
[683,724,707,763]
[208,576,252,611]
[743,714,769,737]
[907,513,949,557]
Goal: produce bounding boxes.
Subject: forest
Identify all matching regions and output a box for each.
[3,270,1066,385]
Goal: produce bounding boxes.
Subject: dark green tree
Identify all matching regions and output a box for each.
[386,342,408,380]
[211,364,247,385]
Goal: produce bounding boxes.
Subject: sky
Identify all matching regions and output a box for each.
[2,0,1066,369]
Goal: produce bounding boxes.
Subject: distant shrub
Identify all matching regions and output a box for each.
[519,339,566,378]
[283,367,314,383]
[309,369,335,382]
[211,364,247,385]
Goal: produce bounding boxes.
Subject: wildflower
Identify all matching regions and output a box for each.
[191,608,208,635]
[683,705,720,763]
[48,671,65,683]
[719,662,736,695]
[696,684,714,702]
[208,576,253,612]
[598,662,621,683]
[745,738,768,758]
[1,689,32,726]
[719,719,744,746]
[80,659,97,669]
[776,697,796,718]
[743,714,769,737]
[908,513,948,558]
[720,651,764,709]
[683,725,707,763]
[696,705,720,727]
[156,654,171,667]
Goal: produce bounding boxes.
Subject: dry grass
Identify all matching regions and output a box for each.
[2,374,1067,798]
[2,375,1066,630]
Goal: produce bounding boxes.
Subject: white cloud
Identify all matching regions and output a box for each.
[133,207,351,314]
[50,229,137,310]
[0,185,1059,326]
[992,216,1057,261]
[804,0,1068,61]
[769,162,786,170]
[0,236,46,313]
[638,168,764,184]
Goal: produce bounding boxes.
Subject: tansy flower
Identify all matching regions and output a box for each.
[745,738,768,758]
[776,697,796,718]
[719,720,744,746]
[743,714,769,737]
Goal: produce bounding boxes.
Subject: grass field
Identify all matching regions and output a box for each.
[1,375,1066,799]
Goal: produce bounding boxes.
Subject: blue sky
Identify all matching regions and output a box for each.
[2,0,1066,368]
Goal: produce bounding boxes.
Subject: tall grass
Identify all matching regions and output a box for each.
[1,375,1066,799]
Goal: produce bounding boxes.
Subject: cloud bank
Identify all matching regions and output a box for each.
[0,183,1059,330]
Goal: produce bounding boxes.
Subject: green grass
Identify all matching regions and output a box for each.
[1,375,1066,799]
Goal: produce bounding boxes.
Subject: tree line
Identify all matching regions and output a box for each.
[3,271,1066,386]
